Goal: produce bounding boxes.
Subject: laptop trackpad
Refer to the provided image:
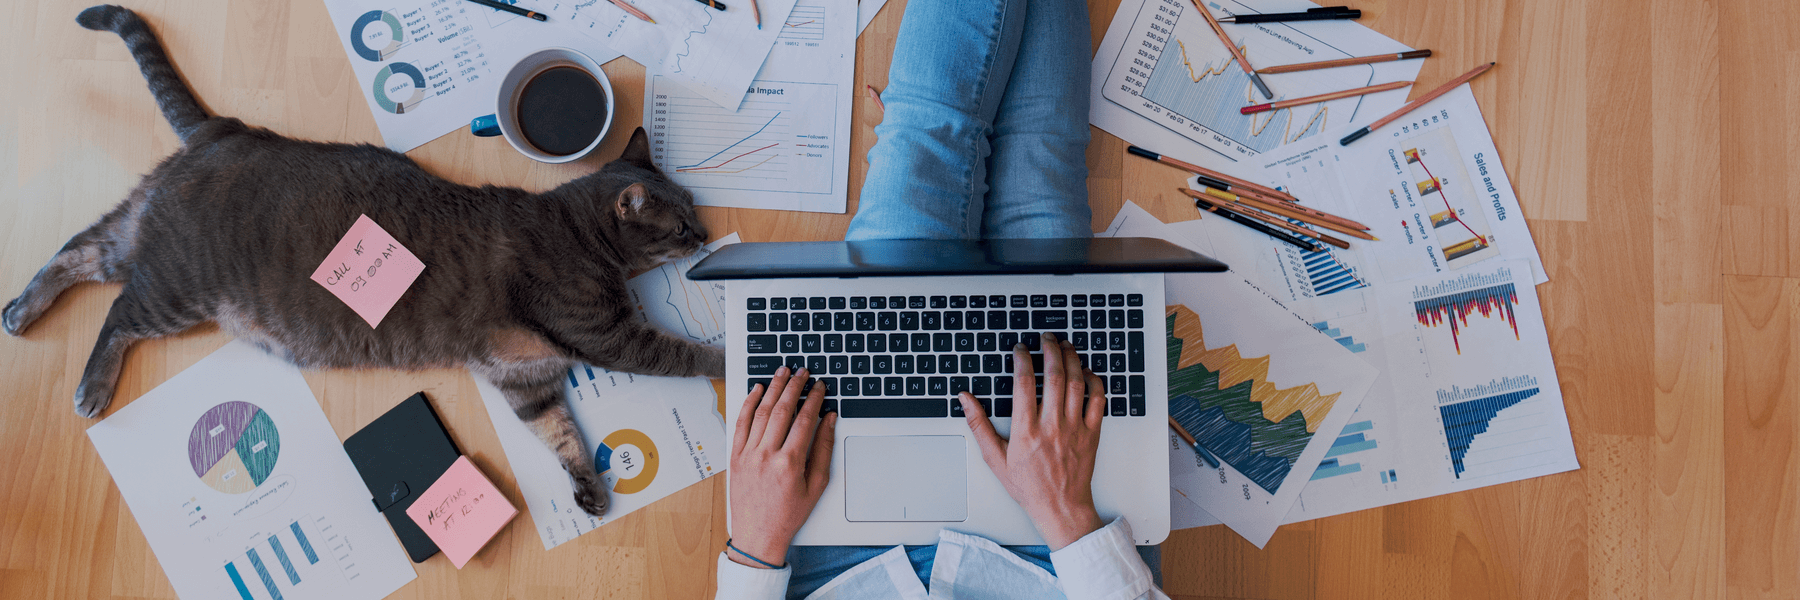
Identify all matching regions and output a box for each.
[845,436,967,522]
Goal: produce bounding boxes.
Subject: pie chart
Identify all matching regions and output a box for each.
[188,401,281,494]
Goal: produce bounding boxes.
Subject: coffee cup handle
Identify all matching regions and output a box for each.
[470,114,502,137]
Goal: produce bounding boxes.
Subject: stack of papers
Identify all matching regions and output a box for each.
[320,0,880,214]
[1090,0,1580,546]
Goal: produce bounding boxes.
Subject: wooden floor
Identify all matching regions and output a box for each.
[1,0,1794,597]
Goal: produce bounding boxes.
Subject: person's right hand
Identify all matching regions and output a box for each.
[958,334,1107,550]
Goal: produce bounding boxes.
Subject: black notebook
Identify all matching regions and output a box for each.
[342,392,462,563]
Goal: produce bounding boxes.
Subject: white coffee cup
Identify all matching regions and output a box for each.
[471,47,615,164]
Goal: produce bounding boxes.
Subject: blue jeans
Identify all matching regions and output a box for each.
[845,0,1094,240]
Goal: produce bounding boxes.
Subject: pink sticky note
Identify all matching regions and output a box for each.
[310,215,425,328]
[406,456,518,568]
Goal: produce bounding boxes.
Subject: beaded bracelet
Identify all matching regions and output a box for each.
[725,539,785,569]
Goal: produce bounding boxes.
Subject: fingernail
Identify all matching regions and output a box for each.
[777,366,789,376]
[1044,333,1058,344]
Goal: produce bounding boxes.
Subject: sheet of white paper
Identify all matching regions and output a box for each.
[479,234,737,549]
[531,0,798,109]
[320,0,622,152]
[645,0,854,213]
[857,0,890,35]
[1250,85,1548,287]
[1281,258,1579,523]
[1168,461,1223,530]
[87,341,416,600]
[1105,203,1376,547]
[1089,0,1421,181]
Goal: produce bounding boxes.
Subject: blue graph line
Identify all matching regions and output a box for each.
[660,267,703,339]
[672,8,713,74]
[676,112,782,169]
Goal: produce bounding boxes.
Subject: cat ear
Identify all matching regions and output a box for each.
[620,127,657,171]
[616,183,648,218]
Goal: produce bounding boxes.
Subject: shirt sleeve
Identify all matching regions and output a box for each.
[714,551,791,600]
[1049,518,1171,600]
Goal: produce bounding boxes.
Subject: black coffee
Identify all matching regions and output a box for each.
[516,66,607,157]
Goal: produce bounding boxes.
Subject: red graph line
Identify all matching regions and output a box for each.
[675,142,778,172]
[1413,153,1484,245]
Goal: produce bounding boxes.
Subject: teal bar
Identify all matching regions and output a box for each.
[1324,439,1378,458]
[1310,462,1363,480]
[1340,420,1373,434]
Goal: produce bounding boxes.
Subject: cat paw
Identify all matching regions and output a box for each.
[697,345,726,379]
[72,379,115,418]
[572,472,609,516]
[2,297,27,336]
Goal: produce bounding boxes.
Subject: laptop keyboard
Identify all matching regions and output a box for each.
[743,293,1149,419]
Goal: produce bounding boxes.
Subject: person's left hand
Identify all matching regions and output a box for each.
[727,367,837,568]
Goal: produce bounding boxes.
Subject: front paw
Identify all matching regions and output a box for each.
[73,379,115,418]
[572,472,609,516]
[3,297,26,336]
[697,345,725,379]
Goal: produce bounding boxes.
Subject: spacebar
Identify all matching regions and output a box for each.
[839,399,948,418]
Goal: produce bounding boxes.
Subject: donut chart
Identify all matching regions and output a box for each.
[188,401,282,494]
[351,10,403,62]
[595,429,660,494]
[372,63,426,114]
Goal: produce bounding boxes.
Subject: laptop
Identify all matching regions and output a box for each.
[688,238,1227,546]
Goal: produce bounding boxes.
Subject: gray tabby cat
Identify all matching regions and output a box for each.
[2,5,725,516]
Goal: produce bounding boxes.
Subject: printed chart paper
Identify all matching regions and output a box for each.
[320,0,622,152]
[1089,0,1421,181]
[645,0,854,213]
[1281,258,1578,522]
[1106,204,1376,546]
[528,0,798,109]
[1250,85,1548,288]
[477,235,736,549]
[87,341,416,600]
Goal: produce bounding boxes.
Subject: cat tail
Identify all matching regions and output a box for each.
[76,6,209,143]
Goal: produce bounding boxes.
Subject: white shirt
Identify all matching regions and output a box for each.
[714,518,1169,600]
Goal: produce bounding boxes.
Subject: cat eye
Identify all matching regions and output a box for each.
[677,223,691,237]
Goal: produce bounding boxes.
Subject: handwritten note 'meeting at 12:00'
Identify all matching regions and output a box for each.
[310,214,425,328]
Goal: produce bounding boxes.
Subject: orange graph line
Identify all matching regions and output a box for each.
[1170,304,1340,433]
[681,154,775,175]
[784,20,815,27]
[1176,39,1233,82]
[675,143,778,173]
[1180,38,1329,143]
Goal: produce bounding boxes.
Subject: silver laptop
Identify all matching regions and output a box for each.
[688,238,1226,546]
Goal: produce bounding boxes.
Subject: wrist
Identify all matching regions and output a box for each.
[726,536,790,570]
[1030,503,1104,550]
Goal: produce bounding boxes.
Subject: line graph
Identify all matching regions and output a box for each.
[648,76,836,194]
[778,2,825,41]
[1402,127,1499,269]
[1103,0,1394,159]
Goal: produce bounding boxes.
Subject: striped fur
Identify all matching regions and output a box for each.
[1,6,723,517]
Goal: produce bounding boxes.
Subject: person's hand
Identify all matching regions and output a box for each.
[728,366,837,568]
[959,334,1107,550]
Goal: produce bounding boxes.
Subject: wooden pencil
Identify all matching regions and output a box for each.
[1194,198,1323,252]
[1126,145,1301,203]
[751,0,762,28]
[609,0,656,23]
[1181,187,1377,241]
[1190,0,1273,99]
[1341,62,1496,145]
[1191,173,1371,232]
[1256,49,1432,74]
[1241,81,1412,114]
[1188,188,1353,249]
